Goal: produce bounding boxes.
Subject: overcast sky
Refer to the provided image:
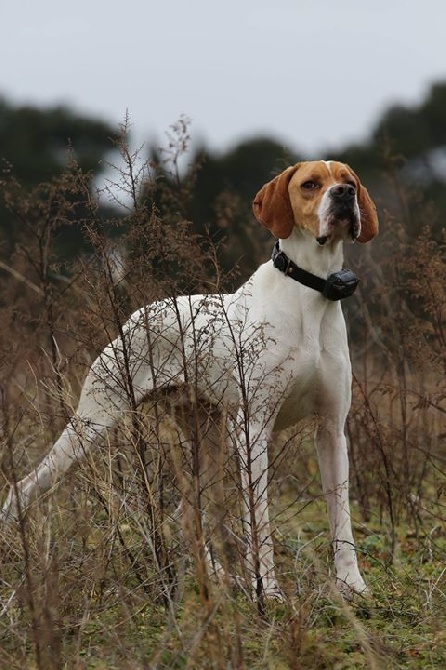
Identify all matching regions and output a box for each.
[2,0,446,157]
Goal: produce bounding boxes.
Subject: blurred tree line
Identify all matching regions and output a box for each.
[0,100,119,257]
[1,81,446,280]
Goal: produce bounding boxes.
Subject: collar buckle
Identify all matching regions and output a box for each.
[271,242,290,274]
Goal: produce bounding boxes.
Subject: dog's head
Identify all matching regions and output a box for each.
[252,160,378,244]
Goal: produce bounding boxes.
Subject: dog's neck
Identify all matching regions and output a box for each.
[279,228,344,279]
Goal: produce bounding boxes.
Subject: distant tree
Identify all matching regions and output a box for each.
[373,104,431,159]
[332,80,446,239]
[372,82,446,159]
[0,99,117,185]
[147,135,301,282]
[0,98,119,252]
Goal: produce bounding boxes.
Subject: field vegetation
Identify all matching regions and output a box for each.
[1,115,446,669]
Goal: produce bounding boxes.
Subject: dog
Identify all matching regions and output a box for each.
[1,160,378,598]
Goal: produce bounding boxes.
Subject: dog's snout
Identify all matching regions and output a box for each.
[331,184,356,201]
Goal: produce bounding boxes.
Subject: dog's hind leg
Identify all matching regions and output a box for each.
[166,393,231,579]
[1,417,109,522]
[1,337,157,522]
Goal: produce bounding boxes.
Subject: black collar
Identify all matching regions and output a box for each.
[271,240,360,301]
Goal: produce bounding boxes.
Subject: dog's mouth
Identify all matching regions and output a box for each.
[317,207,359,245]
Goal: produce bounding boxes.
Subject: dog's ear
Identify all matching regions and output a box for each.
[252,165,300,239]
[350,168,379,243]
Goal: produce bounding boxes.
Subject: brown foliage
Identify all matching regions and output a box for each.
[0,130,445,667]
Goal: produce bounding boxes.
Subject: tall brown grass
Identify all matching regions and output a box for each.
[1,125,445,669]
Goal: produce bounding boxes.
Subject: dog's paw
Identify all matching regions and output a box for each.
[254,576,285,603]
[336,574,368,601]
[263,584,285,602]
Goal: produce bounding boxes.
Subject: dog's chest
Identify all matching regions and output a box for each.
[272,347,325,430]
[275,363,321,430]
[270,315,351,430]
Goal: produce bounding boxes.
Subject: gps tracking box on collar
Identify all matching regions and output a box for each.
[322,268,360,300]
[271,241,359,301]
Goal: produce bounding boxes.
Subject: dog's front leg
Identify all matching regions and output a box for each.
[235,413,279,600]
[315,421,367,595]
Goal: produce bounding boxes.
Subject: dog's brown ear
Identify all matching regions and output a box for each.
[252,165,300,239]
[350,169,379,243]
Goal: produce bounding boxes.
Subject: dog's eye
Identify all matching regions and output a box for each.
[301,180,319,190]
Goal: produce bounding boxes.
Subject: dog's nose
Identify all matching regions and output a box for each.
[331,184,356,201]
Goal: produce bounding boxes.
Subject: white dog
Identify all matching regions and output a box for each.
[2,160,378,598]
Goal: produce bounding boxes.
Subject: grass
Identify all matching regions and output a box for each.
[1,128,446,669]
[1,437,446,670]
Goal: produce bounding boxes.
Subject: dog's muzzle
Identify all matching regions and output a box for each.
[318,185,360,244]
